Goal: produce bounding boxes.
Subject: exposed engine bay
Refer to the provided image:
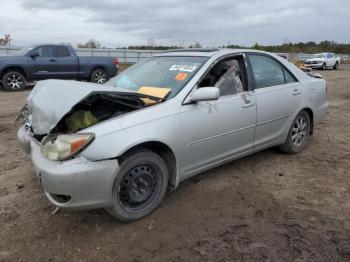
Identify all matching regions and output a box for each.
[51,92,159,134]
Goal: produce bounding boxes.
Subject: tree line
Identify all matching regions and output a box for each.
[124,41,350,54]
[238,41,350,54]
[4,35,348,54]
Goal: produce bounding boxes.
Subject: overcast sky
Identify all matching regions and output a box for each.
[0,0,349,48]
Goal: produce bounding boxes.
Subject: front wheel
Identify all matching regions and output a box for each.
[322,63,327,70]
[2,71,27,91]
[107,149,169,222]
[90,69,109,84]
[279,111,311,154]
[333,62,339,70]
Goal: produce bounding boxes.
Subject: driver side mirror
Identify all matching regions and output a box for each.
[189,87,220,103]
[30,52,39,59]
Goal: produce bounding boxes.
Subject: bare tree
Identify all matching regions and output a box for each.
[0,34,12,46]
[147,37,156,47]
[77,39,101,49]
[189,41,202,48]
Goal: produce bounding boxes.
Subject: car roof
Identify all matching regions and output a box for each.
[155,48,259,57]
[32,44,72,48]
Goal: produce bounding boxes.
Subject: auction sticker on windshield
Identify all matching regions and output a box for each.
[169,65,197,72]
[175,73,188,81]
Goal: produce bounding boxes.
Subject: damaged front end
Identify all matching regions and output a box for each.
[17,80,166,158]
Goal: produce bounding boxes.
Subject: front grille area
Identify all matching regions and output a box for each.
[49,193,71,203]
[305,61,321,65]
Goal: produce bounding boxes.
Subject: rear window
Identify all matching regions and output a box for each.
[53,46,70,57]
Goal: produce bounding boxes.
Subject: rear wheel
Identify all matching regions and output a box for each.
[90,69,109,84]
[279,111,310,154]
[333,62,339,70]
[2,71,27,91]
[107,149,169,222]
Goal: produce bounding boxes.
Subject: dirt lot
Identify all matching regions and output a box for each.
[0,66,350,262]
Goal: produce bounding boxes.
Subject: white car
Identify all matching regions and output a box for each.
[304,52,340,70]
[17,49,328,221]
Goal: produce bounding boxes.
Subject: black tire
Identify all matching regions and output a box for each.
[279,111,311,154]
[322,63,327,70]
[106,149,169,222]
[90,69,109,84]
[2,71,27,91]
[333,62,339,70]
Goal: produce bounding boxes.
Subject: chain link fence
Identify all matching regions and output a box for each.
[0,46,162,64]
[1,46,349,63]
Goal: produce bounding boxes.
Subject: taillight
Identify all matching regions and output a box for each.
[113,58,119,65]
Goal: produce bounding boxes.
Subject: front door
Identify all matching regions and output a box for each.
[30,46,53,80]
[180,56,256,175]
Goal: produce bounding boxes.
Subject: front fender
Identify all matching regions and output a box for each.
[81,118,182,162]
[80,118,183,188]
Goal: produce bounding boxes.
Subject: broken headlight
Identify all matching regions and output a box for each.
[41,133,94,161]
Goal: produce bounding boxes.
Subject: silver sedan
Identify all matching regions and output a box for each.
[17,49,328,221]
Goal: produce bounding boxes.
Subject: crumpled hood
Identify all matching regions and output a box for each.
[27,79,125,135]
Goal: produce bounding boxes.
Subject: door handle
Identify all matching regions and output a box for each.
[292,89,301,95]
[49,59,56,62]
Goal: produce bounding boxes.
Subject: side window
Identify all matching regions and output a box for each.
[53,46,70,57]
[248,54,285,89]
[35,46,52,58]
[327,53,333,58]
[198,57,246,96]
[284,68,297,83]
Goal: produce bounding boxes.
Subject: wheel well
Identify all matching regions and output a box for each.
[303,108,314,135]
[90,66,107,76]
[1,66,27,80]
[119,141,177,188]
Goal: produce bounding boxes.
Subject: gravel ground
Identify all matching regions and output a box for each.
[0,66,349,262]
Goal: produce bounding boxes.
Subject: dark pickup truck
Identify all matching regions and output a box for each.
[0,44,118,91]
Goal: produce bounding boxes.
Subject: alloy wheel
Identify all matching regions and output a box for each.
[6,74,24,90]
[94,71,107,84]
[291,116,307,147]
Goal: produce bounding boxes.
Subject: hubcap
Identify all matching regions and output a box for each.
[6,74,24,89]
[291,116,307,147]
[119,164,158,211]
[94,71,107,84]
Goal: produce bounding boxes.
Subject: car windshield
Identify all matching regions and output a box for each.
[107,56,208,99]
[314,54,325,59]
[15,46,35,55]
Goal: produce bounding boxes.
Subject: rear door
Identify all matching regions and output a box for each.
[51,46,78,79]
[246,53,301,148]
